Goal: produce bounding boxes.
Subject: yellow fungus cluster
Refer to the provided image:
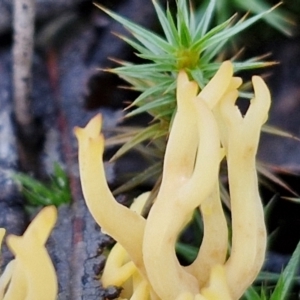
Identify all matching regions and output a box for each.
[75,61,271,300]
[0,206,57,300]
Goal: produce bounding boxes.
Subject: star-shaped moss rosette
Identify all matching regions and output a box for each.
[96,0,280,195]
[98,0,275,128]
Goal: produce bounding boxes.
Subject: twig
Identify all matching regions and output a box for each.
[12,0,41,173]
[12,0,36,130]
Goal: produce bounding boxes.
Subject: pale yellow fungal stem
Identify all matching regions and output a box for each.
[239,77,270,287]
[101,193,151,288]
[143,193,200,299]
[186,74,242,288]
[187,181,228,287]
[7,236,57,300]
[197,61,233,109]
[212,76,243,150]
[143,70,223,299]
[0,260,15,299]
[101,243,137,287]
[101,193,158,300]
[162,71,199,185]
[175,292,198,300]
[179,61,236,210]
[24,206,57,244]
[130,272,151,300]
[0,229,5,246]
[74,115,147,275]
[218,76,270,299]
[5,206,58,300]
[200,265,232,300]
[249,191,267,287]
[131,272,159,300]
[3,207,57,300]
[2,260,27,300]
[179,99,221,211]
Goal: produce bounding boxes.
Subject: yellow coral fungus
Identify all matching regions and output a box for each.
[218,76,270,299]
[75,60,271,300]
[102,193,156,300]
[0,206,58,300]
[74,115,148,278]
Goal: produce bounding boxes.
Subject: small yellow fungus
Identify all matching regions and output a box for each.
[218,76,270,299]
[74,116,148,278]
[101,193,157,299]
[76,61,271,300]
[0,206,58,300]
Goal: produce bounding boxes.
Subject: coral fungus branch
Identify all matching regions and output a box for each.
[74,116,147,275]
[219,76,270,299]
[1,206,58,300]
